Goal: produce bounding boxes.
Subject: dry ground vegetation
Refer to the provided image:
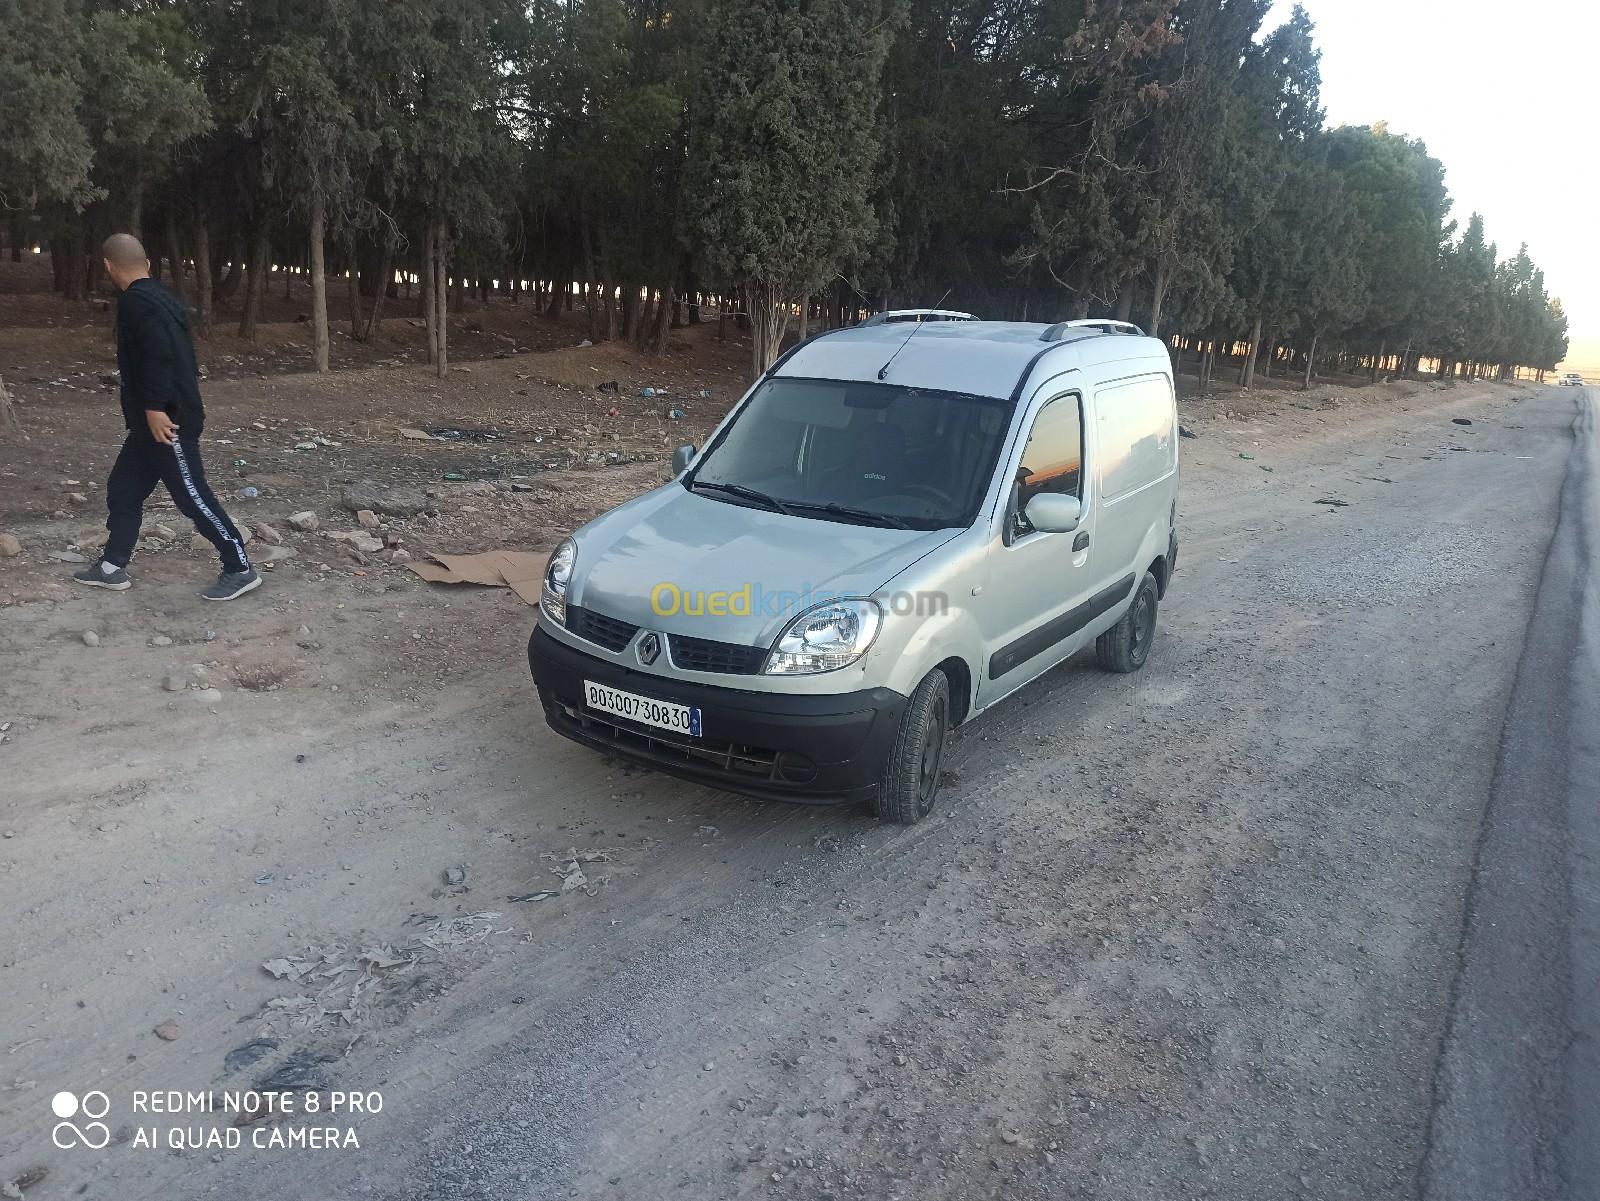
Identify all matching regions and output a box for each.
[0,255,1530,1199]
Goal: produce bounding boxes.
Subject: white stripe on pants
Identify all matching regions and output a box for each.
[171,440,250,571]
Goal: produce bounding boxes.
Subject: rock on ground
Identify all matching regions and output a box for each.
[340,484,429,518]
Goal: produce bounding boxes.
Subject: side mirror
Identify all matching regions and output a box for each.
[671,444,697,475]
[1024,492,1081,533]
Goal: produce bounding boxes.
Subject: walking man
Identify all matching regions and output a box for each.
[74,233,260,601]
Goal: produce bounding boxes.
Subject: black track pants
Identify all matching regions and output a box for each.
[102,433,251,573]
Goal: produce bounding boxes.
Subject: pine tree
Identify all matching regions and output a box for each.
[685,0,900,374]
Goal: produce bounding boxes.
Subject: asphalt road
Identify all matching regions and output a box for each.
[5,380,1593,1201]
[1421,385,1600,1201]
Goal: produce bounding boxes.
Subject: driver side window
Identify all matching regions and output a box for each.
[1010,395,1083,539]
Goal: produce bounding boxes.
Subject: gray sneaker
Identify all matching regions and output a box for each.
[72,560,131,590]
[201,568,262,602]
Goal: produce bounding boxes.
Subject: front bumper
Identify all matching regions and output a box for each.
[528,625,907,804]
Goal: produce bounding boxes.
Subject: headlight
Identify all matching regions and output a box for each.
[763,599,882,675]
[541,538,576,626]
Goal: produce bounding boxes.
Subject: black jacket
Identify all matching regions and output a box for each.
[116,278,204,438]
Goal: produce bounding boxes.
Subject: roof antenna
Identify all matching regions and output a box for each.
[877,289,952,381]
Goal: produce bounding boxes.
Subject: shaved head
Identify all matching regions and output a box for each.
[101,232,150,290]
[102,233,147,265]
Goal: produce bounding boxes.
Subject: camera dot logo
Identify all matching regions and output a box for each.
[51,1090,111,1150]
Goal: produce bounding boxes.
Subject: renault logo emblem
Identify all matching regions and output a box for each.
[637,632,661,665]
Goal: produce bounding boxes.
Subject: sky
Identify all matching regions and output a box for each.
[1266,0,1597,372]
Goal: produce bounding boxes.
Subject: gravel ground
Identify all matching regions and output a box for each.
[0,375,1574,1201]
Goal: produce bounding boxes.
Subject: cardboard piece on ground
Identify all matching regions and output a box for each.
[408,550,549,605]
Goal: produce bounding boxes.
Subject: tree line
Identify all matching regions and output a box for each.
[0,0,1570,382]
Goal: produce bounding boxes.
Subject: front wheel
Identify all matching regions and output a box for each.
[873,668,950,825]
[1096,571,1160,673]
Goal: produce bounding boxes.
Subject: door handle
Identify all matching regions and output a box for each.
[1072,531,1090,551]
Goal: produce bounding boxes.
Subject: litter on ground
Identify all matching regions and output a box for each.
[406,550,550,604]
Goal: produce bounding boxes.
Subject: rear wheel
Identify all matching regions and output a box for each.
[1096,571,1159,673]
[873,668,950,825]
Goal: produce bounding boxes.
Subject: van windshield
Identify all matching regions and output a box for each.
[686,377,1013,531]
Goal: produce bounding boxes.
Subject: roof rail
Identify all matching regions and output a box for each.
[860,308,979,327]
[1038,319,1145,342]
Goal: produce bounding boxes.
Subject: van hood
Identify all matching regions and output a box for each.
[569,484,957,647]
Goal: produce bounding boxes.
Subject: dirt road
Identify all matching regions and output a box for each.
[2,376,1589,1200]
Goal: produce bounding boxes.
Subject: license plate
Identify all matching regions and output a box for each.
[584,680,701,737]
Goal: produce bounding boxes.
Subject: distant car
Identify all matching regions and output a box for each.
[1559,372,1584,386]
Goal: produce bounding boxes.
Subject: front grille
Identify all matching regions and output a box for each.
[568,606,638,652]
[668,632,767,675]
[553,700,817,785]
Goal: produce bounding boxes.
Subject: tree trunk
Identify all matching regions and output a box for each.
[128,176,146,242]
[238,225,270,340]
[214,237,241,307]
[797,295,810,342]
[633,287,657,348]
[1303,330,1320,390]
[309,191,329,373]
[621,286,640,343]
[344,242,363,341]
[164,210,186,303]
[364,236,393,341]
[432,216,449,379]
[61,226,87,302]
[649,287,674,355]
[421,220,436,362]
[1242,313,1263,390]
[192,214,213,338]
[1149,258,1169,337]
[748,280,790,377]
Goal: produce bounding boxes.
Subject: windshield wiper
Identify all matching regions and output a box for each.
[689,480,795,515]
[787,501,910,529]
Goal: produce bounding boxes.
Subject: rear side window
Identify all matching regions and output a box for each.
[1095,376,1175,501]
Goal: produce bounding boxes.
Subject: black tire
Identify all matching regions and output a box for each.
[1096,571,1159,674]
[873,668,951,825]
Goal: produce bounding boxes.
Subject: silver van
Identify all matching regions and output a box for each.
[528,312,1179,823]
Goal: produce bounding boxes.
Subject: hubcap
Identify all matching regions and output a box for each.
[1130,591,1155,659]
